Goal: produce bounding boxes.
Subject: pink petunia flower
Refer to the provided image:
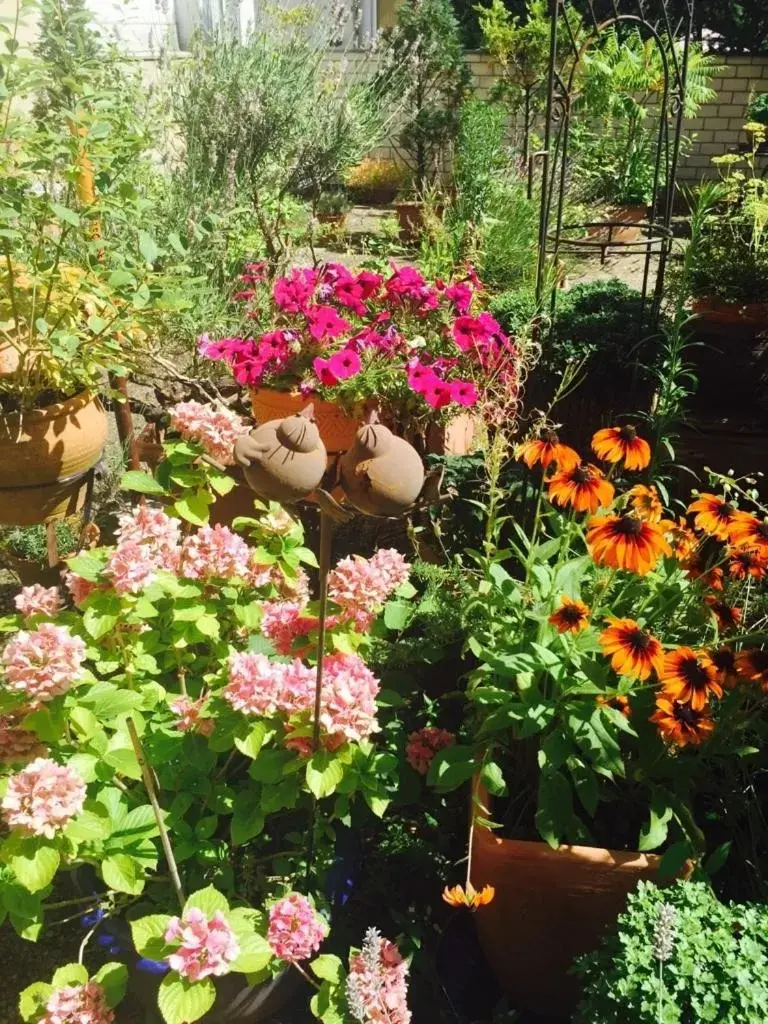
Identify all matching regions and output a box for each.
[313,357,339,386]
[406,363,438,396]
[165,908,240,982]
[449,380,478,407]
[406,727,455,775]
[2,623,86,707]
[267,893,326,963]
[328,349,361,380]
[40,981,114,1024]
[273,268,317,313]
[305,304,352,342]
[1,757,86,838]
[346,928,411,1024]
[422,379,452,410]
[443,280,473,315]
[14,585,62,620]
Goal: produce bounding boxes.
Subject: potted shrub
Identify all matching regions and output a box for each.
[573,880,768,1023]
[314,191,350,229]
[0,0,168,527]
[1,415,416,1024]
[200,262,521,454]
[0,521,80,587]
[430,423,768,1017]
[345,157,411,206]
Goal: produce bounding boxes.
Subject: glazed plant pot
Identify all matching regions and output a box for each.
[471,789,688,1020]
[0,390,107,526]
[250,388,360,454]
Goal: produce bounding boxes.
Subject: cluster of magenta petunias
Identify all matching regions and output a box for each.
[199,262,519,413]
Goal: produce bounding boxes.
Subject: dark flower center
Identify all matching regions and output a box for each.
[619,425,637,442]
[679,656,710,689]
[627,628,651,651]
[541,428,559,445]
[711,649,735,671]
[561,606,584,624]
[615,515,644,536]
[572,466,591,484]
[747,649,768,673]
[758,521,768,539]
[674,704,700,726]
[718,502,735,518]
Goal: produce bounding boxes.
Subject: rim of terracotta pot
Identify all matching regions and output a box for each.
[0,388,100,427]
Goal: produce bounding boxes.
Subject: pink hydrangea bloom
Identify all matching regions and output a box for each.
[14,584,62,619]
[224,653,315,717]
[106,541,158,595]
[180,524,252,581]
[347,928,411,1024]
[40,982,114,1024]
[328,549,410,631]
[169,400,245,465]
[260,602,324,656]
[2,757,86,838]
[318,653,380,745]
[406,727,455,775]
[267,893,326,963]
[165,908,240,982]
[170,696,214,737]
[2,623,86,707]
[115,505,181,569]
[63,571,98,607]
[277,567,311,604]
[0,713,45,765]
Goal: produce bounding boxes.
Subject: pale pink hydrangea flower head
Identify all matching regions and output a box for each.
[2,622,86,707]
[260,602,332,656]
[1,757,86,838]
[328,549,410,631]
[347,928,411,1024]
[180,524,252,581]
[63,570,98,607]
[169,400,245,465]
[170,696,214,737]
[164,908,240,981]
[318,653,380,745]
[406,727,455,775]
[14,584,62,620]
[0,713,46,765]
[224,653,315,718]
[115,504,181,570]
[106,541,159,595]
[40,981,114,1024]
[267,893,326,963]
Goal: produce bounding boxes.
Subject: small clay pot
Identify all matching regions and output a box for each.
[234,405,327,503]
[339,419,424,517]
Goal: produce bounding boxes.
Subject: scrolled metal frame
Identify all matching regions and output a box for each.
[535,0,696,332]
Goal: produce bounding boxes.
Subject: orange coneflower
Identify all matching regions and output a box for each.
[548,463,615,514]
[728,512,768,557]
[548,595,590,634]
[728,547,767,580]
[591,424,651,471]
[586,514,671,575]
[704,595,742,631]
[709,647,739,689]
[735,648,768,690]
[687,563,724,591]
[664,516,699,563]
[517,429,580,473]
[650,695,715,747]
[688,493,739,541]
[442,882,495,909]
[597,694,632,717]
[660,647,722,710]
[627,484,663,523]
[599,618,664,680]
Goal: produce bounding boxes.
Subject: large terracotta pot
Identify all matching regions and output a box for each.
[0,391,107,526]
[471,790,684,1020]
[394,201,444,243]
[587,204,647,244]
[250,387,360,454]
[0,551,64,588]
[691,296,768,327]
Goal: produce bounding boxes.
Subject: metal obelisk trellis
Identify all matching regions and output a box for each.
[534,0,696,333]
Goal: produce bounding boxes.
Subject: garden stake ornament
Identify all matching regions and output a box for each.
[235,404,440,878]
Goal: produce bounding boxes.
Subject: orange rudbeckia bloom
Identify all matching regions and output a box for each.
[586,514,671,575]
[703,595,742,631]
[728,512,768,556]
[709,647,739,689]
[735,648,768,689]
[548,463,614,514]
[442,882,495,909]
[591,424,651,471]
[660,647,722,710]
[627,484,663,522]
[728,548,767,580]
[597,694,632,717]
[517,430,580,473]
[599,618,664,680]
[548,595,590,633]
[687,493,739,541]
[650,695,715,747]
[663,517,699,563]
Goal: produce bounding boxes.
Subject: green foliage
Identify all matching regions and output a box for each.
[0,521,78,564]
[747,92,768,127]
[573,880,768,1023]
[382,0,472,191]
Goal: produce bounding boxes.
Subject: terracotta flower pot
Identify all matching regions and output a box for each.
[316,211,346,227]
[394,201,427,243]
[250,387,360,454]
[691,296,768,327]
[0,551,65,588]
[0,391,107,526]
[471,788,688,1020]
